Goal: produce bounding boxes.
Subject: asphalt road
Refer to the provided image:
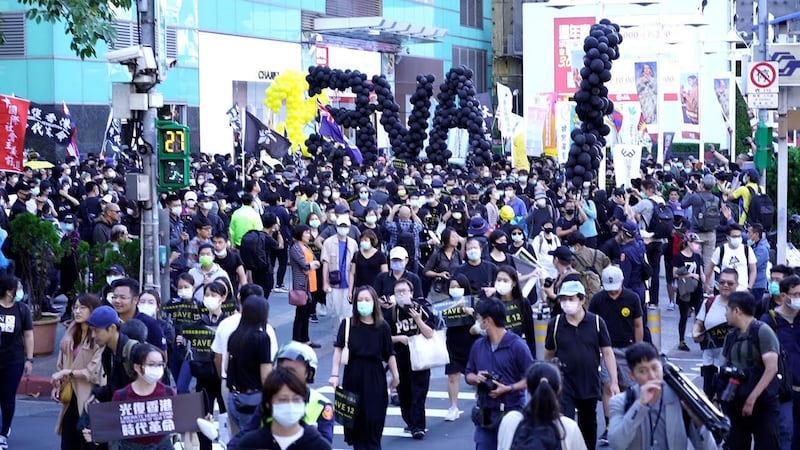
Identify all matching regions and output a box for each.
[16,273,702,450]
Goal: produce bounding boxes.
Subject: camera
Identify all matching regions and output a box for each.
[478,373,501,392]
[719,366,746,403]
[742,137,753,146]
[543,278,555,289]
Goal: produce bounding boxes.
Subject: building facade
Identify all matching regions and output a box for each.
[0,0,491,158]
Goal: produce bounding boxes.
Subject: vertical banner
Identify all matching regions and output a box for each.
[634,61,658,126]
[555,101,574,164]
[612,144,642,188]
[713,75,733,131]
[617,102,643,146]
[663,131,675,162]
[496,82,514,139]
[541,93,557,158]
[679,72,700,139]
[554,17,595,98]
[526,93,553,157]
[0,96,29,173]
[510,113,530,171]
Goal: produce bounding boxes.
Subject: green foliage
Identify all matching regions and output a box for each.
[75,238,141,293]
[766,147,800,215]
[16,0,133,59]
[735,84,752,154]
[8,213,66,320]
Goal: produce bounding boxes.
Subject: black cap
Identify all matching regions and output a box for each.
[548,246,573,262]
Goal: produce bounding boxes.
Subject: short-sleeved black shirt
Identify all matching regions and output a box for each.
[227,331,272,392]
[453,261,498,297]
[0,302,32,366]
[588,288,643,348]
[545,311,612,399]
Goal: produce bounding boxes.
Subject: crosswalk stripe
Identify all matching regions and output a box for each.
[317,385,475,400]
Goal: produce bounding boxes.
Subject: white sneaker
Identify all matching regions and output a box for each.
[0,434,8,450]
[666,302,675,311]
[444,406,462,422]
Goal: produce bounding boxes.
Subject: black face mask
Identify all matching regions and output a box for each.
[543,227,554,234]
[494,242,509,253]
[565,209,575,215]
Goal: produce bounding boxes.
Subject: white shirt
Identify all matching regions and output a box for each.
[210,313,278,378]
[711,244,754,292]
[498,411,587,450]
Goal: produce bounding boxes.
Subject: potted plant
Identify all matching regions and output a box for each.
[7,212,66,355]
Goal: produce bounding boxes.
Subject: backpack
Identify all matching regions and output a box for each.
[120,338,140,382]
[695,193,721,232]
[765,310,794,402]
[745,186,775,230]
[722,319,788,400]
[239,230,270,271]
[644,199,674,239]
[396,222,417,268]
[574,250,602,301]
[510,417,563,450]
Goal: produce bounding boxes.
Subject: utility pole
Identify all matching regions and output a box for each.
[755,0,769,189]
[136,0,164,298]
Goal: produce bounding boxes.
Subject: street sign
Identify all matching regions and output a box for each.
[769,43,800,86]
[747,62,779,109]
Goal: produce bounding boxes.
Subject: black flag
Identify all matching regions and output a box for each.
[244,111,291,159]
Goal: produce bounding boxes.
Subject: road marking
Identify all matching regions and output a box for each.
[317,385,476,400]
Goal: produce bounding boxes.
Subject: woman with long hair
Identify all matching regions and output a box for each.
[236,366,331,449]
[329,286,399,450]
[226,295,273,430]
[442,274,478,422]
[289,224,322,346]
[52,294,103,450]
[348,229,388,299]
[672,232,704,352]
[498,362,586,450]
[423,227,463,302]
[483,265,537,358]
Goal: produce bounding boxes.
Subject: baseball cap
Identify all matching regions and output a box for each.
[389,247,408,260]
[601,266,624,291]
[622,220,639,237]
[558,280,585,297]
[534,190,547,201]
[431,179,444,188]
[87,305,121,329]
[106,265,126,275]
[468,217,489,236]
[684,232,704,243]
[184,191,198,202]
[548,246,573,263]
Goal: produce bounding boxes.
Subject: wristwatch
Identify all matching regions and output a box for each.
[25,358,33,363]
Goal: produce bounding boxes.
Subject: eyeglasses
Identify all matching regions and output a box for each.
[719,280,737,286]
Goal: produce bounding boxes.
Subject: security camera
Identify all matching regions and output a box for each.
[106,45,157,71]
[107,46,143,65]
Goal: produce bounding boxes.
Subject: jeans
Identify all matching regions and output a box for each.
[778,399,793,450]
[0,363,24,436]
[227,391,261,431]
[176,360,192,394]
[560,395,598,449]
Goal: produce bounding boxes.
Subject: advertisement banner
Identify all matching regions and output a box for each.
[679,72,700,139]
[713,74,733,132]
[496,82,514,139]
[611,144,642,188]
[554,17,595,98]
[526,93,553,157]
[617,102,643,146]
[0,96,28,173]
[634,61,658,126]
[554,101,575,164]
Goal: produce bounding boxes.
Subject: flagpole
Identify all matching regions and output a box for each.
[241,104,246,189]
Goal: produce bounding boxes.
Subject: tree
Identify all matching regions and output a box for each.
[735,84,752,153]
[8,0,133,59]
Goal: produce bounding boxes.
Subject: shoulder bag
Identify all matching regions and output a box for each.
[341,317,351,365]
[408,329,450,371]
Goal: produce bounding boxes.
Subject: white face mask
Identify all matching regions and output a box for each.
[138,303,157,318]
[729,237,742,248]
[365,215,377,225]
[494,281,512,296]
[560,300,582,315]
[337,226,350,236]
[452,212,463,220]
[178,287,193,300]
[201,201,214,210]
[171,206,182,216]
[107,275,122,286]
[395,293,412,306]
[271,402,306,427]
[142,366,164,384]
[203,296,221,312]
[449,288,464,299]
[789,297,800,311]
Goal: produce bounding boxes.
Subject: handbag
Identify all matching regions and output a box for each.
[328,270,342,286]
[334,385,359,428]
[288,289,308,306]
[408,329,450,371]
[341,318,351,365]
[59,377,73,404]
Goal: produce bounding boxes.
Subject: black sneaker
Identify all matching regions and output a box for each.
[309,314,319,323]
[678,341,691,352]
[412,429,425,440]
[307,342,321,349]
[391,393,400,406]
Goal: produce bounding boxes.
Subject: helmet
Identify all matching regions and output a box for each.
[499,205,514,222]
[276,341,318,383]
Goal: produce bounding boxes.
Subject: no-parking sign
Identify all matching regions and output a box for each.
[746,62,779,109]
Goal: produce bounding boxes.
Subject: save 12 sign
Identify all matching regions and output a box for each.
[747,61,779,109]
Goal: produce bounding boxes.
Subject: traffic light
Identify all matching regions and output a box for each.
[156,119,190,191]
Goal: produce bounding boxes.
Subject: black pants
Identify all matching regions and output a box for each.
[252,270,274,301]
[560,395,598,449]
[677,295,701,344]
[61,395,92,450]
[396,362,431,432]
[196,375,226,450]
[724,393,780,450]
[292,302,312,342]
[269,246,288,287]
[646,241,664,306]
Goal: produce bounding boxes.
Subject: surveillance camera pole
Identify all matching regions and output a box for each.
[136,0,167,299]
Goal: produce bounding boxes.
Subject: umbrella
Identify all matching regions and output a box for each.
[24,160,54,170]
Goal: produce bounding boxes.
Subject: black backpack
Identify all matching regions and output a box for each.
[695,193,721,232]
[510,416,562,450]
[239,230,270,271]
[764,311,794,402]
[645,199,674,239]
[746,186,775,230]
[722,319,790,401]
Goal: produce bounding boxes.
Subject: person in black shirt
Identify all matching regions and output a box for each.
[212,232,247,296]
[672,232,705,352]
[454,238,498,300]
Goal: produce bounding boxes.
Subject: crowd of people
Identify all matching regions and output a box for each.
[0,142,791,450]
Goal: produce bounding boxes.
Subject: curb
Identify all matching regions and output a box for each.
[17,376,52,399]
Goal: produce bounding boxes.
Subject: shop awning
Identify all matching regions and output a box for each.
[312,16,447,46]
